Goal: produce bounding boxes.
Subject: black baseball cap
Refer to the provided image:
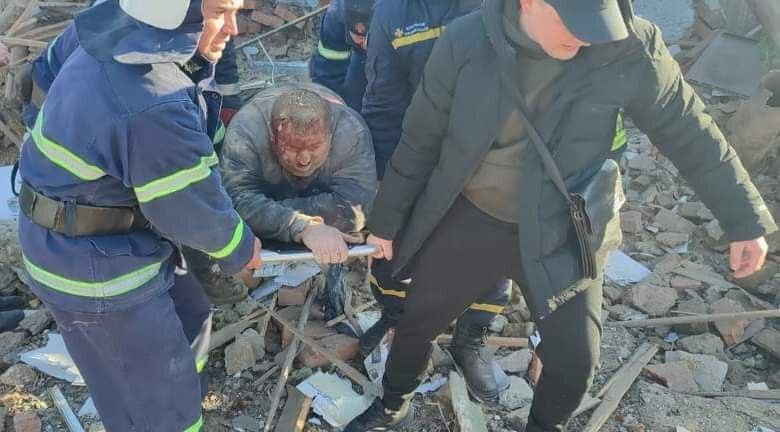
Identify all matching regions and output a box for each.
[545,0,629,44]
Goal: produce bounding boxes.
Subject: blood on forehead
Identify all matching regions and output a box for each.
[275,123,331,153]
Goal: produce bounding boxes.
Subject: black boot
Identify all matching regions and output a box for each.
[0,310,24,332]
[344,398,413,432]
[450,320,510,404]
[358,313,398,357]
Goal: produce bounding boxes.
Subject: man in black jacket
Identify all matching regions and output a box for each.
[345,0,777,430]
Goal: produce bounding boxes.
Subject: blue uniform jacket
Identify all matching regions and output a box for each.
[309,0,367,112]
[362,0,480,177]
[18,2,254,313]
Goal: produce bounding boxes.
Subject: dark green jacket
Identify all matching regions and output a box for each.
[367,0,777,319]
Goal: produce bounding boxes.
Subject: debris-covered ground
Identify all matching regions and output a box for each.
[0,0,779,431]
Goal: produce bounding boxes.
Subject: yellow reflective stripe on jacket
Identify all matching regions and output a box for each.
[318,41,351,60]
[468,303,504,314]
[203,220,244,259]
[32,106,106,181]
[369,274,407,298]
[213,122,226,145]
[196,355,208,373]
[184,416,203,432]
[611,112,628,151]
[23,255,162,298]
[134,153,219,203]
[392,27,443,49]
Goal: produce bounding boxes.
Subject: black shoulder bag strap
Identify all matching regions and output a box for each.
[498,62,599,279]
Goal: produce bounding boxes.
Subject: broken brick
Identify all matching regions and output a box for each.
[624,282,678,316]
[13,412,41,432]
[251,10,285,28]
[273,4,305,28]
[621,211,644,234]
[298,334,359,368]
[752,327,780,360]
[709,298,749,345]
[277,283,312,307]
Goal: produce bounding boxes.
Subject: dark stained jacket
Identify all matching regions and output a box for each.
[368,0,777,318]
[221,83,377,243]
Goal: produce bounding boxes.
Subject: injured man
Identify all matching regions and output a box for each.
[220,83,377,318]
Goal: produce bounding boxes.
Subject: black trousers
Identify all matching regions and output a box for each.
[382,196,603,432]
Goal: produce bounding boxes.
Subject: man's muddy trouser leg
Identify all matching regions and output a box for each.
[43,273,212,432]
[381,196,602,432]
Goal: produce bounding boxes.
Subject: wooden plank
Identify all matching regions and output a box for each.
[260,303,376,393]
[49,386,85,432]
[449,371,488,432]
[209,310,264,352]
[19,20,72,40]
[264,288,317,432]
[606,309,780,328]
[274,386,312,432]
[0,36,47,49]
[437,335,528,348]
[7,0,39,36]
[582,343,658,432]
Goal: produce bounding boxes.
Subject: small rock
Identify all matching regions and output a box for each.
[767,370,780,388]
[656,232,689,248]
[240,329,266,359]
[225,337,257,375]
[498,349,532,374]
[87,423,106,432]
[665,351,728,392]
[678,202,714,221]
[299,334,359,368]
[670,277,702,293]
[653,254,684,276]
[232,415,262,432]
[18,310,51,336]
[644,361,699,392]
[733,261,779,295]
[621,211,644,234]
[489,315,509,333]
[751,328,780,360]
[632,174,654,188]
[0,332,26,356]
[624,283,678,316]
[13,412,41,432]
[654,208,697,234]
[704,220,725,241]
[709,298,749,345]
[656,190,677,208]
[0,364,36,386]
[502,322,535,338]
[234,297,259,317]
[628,155,656,171]
[677,334,724,355]
[499,376,534,410]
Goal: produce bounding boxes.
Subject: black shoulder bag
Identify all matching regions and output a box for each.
[499,67,625,279]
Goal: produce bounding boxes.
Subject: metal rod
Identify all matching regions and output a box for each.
[235,4,329,50]
[261,245,378,264]
[605,309,780,328]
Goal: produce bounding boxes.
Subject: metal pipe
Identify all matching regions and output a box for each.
[260,244,378,264]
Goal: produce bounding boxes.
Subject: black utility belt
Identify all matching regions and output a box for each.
[19,183,149,237]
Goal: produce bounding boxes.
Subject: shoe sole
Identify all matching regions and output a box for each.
[364,407,414,432]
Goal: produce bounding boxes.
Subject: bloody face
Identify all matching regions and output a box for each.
[272,120,332,177]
